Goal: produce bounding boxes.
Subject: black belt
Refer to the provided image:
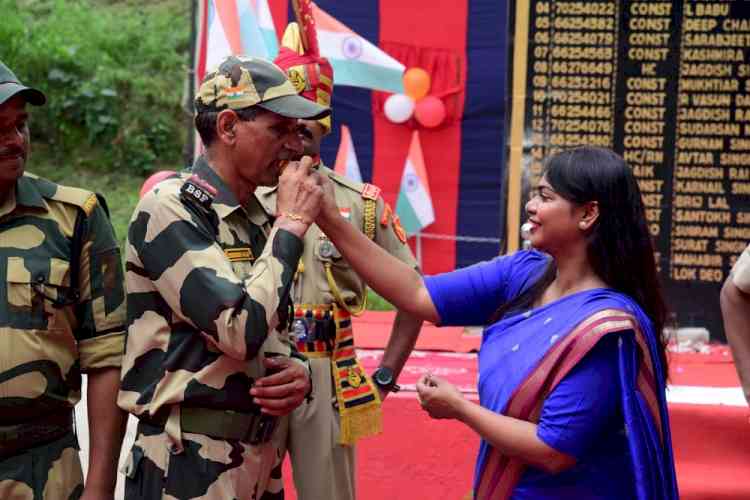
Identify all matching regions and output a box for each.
[139,406,278,446]
[0,410,74,460]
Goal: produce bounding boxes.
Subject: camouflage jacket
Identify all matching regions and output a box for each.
[256,164,417,308]
[0,173,126,422]
[119,157,304,420]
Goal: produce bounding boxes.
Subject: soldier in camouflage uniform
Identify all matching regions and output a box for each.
[0,60,127,499]
[255,16,424,500]
[118,56,330,500]
[721,244,750,405]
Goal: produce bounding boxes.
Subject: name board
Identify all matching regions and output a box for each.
[506,0,750,340]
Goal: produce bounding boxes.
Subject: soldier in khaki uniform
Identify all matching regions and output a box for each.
[118,56,330,500]
[0,60,127,499]
[721,244,750,405]
[256,12,424,500]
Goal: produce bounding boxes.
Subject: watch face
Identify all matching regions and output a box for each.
[375,367,394,386]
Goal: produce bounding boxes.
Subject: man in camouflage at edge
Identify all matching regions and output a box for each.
[118,56,330,499]
[256,11,425,500]
[0,60,127,499]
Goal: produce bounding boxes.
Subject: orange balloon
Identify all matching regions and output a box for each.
[403,67,431,101]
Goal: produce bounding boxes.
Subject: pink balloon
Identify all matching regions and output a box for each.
[140,170,177,198]
[414,96,446,128]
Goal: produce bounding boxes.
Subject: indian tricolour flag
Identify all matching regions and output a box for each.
[251,0,278,58]
[333,125,363,182]
[312,3,405,93]
[204,0,277,74]
[396,131,435,236]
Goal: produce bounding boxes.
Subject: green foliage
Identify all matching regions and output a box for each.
[3,0,392,312]
[1,0,191,174]
[31,144,143,252]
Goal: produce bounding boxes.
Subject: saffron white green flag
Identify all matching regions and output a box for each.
[311,2,405,93]
[250,0,279,58]
[333,125,363,182]
[206,0,277,73]
[396,131,435,235]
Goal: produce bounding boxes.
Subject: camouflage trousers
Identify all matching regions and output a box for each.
[123,421,286,500]
[0,432,84,500]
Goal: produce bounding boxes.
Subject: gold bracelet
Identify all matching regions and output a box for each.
[280,212,306,223]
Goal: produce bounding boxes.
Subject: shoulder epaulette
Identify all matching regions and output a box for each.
[361,184,380,241]
[180,174,217,210]
[321,167,380,240]
[324,167,381,202]
[47,184,99,216]
[324,167,365,194]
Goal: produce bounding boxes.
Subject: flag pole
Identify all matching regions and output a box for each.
[185,0,200,166]
[415,232,423,269]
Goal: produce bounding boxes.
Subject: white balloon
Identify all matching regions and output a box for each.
[384,94,415,123]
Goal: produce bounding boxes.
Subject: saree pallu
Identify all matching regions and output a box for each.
[473,290,678,500]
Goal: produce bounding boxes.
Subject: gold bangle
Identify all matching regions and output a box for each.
[280,212,306,223]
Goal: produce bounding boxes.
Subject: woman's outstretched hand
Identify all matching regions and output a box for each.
[416,373,467,421]
[314,173,340,229]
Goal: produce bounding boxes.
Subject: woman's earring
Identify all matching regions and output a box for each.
[579,221,587,230]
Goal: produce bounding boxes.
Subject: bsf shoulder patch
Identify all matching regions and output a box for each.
[180,175,217,210]
[360,183,381,201]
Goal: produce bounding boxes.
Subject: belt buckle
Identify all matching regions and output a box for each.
[292,318,308,342]
[304,312,317,341]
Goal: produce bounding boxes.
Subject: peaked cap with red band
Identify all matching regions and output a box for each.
[274,0,333,133]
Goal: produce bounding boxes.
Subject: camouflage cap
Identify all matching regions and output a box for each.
[0,59,46,107]
[195,55,330,120]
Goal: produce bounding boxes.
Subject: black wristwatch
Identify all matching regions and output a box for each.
[372,366,400,393]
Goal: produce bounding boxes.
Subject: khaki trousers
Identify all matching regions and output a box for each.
[287,357,356,500]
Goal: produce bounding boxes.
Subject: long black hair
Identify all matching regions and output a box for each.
[494,146,669,370]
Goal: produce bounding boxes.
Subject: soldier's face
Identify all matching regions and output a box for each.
[234,111,302,186]
[297,119,325,156]
[0,95,29,189]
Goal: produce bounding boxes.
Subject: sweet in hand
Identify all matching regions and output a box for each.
[416,373,467,420]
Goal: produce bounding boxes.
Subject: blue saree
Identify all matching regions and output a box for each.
[424,250,678,500]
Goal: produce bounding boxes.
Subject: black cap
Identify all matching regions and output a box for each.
[0,60,46,107]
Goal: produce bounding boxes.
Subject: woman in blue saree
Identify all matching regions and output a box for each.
[315,146,678,499]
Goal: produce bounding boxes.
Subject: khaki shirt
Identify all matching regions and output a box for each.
[0,173,126,418]
[256,165,417,309]
[731,244,750,293]
[119,157,303,420]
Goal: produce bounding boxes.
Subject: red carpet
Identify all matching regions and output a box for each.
[353,311,478,352]
[282,312,749,499]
